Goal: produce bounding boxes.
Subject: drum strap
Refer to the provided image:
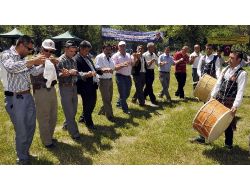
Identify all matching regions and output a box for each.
[220,67,243,105]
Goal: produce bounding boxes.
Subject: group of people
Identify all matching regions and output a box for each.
[0,34,248,164]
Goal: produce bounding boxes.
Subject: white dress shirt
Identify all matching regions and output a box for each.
[95,53,115,79]
[112,52,132,76]
[189,51,201,69]
[197,54,221,78]
[143,51,158,70]
[211,64,248,108]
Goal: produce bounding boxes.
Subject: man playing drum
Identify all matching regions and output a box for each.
[190,44,222,143]
[190,51,248,149]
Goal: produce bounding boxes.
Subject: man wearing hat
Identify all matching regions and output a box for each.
[112,41,132,114]
[31,39,59,148]
[57,40,80,140]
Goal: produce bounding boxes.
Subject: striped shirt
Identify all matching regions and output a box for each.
[1,46,44,93]
[57,54,78,84]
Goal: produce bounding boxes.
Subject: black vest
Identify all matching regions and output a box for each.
[201,55,218,78]
[132,57,146,76]
[216,67,244,107]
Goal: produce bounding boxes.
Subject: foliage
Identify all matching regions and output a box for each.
[0,25,249,53]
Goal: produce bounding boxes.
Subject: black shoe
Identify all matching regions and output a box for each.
[152,101,158,105]
[116,102,121,108]
[158,94,163,98]
[86,125,97,130]
[123,110,131,114]
[62,125,67,131]
[79,116,85,123]
[52,138,58,143]
[189,136,205,144]
[72,136,81,141]
[224,145,233,150]
[139,103,145,107]
[107,116,115,122]
[45,143,56,149]
[131,99,137,104]
[98,109,105,115]
[16,159,31,165]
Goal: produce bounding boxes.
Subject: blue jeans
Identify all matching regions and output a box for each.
[12,93,36,161]
[116,73,132,112]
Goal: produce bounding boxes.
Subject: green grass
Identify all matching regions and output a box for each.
[0,65,250,165]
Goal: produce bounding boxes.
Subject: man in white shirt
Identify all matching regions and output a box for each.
[210,51,248,149]
[197,44,221,79]
[143,42,158,105]
[95,44,115,121]
[112,41,132,114]
[191,51,248,149]
[189,44,201,89]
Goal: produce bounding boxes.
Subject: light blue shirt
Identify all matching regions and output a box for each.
[157,53,174,72]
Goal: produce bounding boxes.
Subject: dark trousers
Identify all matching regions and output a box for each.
[174,72,187,98]
[144,69,156,103]
[132,72,146,105]
[79,86,97,127]
[192,68,199,90]
[224,118,236,146]
[116,73,132,112]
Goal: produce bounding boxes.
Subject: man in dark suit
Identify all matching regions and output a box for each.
[74,40,103,130]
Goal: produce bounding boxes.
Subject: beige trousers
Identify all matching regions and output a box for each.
[34,87,57,146]
[99,79,113,118]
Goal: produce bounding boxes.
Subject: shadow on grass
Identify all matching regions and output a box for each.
[79,125,121,153]
[112,115,139,127]
[48,141,93,165]
[31,156,54,165]
[202,145,250,165]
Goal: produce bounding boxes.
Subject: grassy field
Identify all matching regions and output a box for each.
[0,65,250,165]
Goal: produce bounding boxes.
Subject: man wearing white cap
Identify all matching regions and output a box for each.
[31,39,59,148]
[112,41,132,114]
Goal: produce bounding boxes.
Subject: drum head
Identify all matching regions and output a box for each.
[207,110,234,142]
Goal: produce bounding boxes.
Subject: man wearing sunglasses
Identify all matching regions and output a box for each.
[1,35,46,164]
[31,39,59,149]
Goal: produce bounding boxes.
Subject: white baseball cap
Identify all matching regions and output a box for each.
[42,39,56,50]
[118,41,126,46]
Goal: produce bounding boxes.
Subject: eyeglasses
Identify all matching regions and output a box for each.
[206,48,212,50]
[43,49,54,54]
